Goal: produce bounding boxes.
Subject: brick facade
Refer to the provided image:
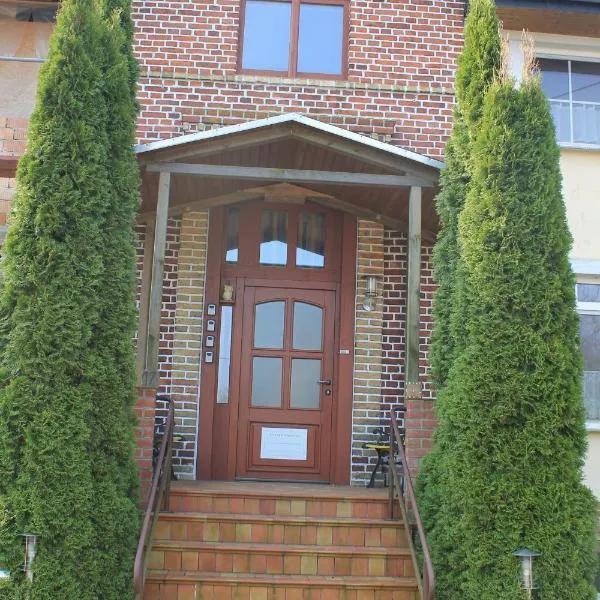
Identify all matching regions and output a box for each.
[1,0,465,485]
[131,0,463,158]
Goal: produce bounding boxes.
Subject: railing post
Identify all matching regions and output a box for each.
[388,430,395,519]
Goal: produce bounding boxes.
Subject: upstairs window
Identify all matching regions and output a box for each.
[239,0,346,78]
[539,58,600,146]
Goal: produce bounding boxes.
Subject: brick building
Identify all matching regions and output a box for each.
[0,0,465,489]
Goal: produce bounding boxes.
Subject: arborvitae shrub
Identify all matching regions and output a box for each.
[445,75,598,600]
[0,0,140,597]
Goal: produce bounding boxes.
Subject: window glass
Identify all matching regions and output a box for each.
[577,283,600,303]
[539,58,571,143]
[242,0,291,71]
[216,306,233,404]
[225,207,240,263]
[254,301,285,348]
[260,210,288,265]
[580,314,600,421]
[293,302,322,350]
[251,357,283,407]
[0,1,57,118]
[571,61,600,103]
[297,212,325,268]
[290,359,321,409]
[297,4,343,75]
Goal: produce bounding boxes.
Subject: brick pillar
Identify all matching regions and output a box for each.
[135,386,157,505]
[351,219,385,485]
[404,242,437,475]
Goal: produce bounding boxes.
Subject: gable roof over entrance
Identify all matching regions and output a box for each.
[136,113,443,237]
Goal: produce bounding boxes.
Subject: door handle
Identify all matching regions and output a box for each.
[317,379,332,385]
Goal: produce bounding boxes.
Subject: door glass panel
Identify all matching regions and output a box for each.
[297,212,325,268]
[216,306,233,404]
[293,302,323,350]
[254,301,285,348]
[260,210,288,265]
[251,357,283,407]
[225,207,239,263]
[290,359,321,409]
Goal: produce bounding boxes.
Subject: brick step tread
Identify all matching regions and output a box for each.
[170,481,388,503]
[151,540,411,557]
[159,512,402,528]
[146,570,418,589]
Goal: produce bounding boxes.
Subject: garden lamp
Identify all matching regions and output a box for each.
[513,547,540,598]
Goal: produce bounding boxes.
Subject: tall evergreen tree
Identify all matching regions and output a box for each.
[416,2,500,594]
[431,66,598,599]
[0,0,140,596]
[429,0,501,386]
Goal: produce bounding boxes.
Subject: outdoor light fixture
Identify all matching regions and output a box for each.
[513,547,540,599]
[362,275,379,312]
[21,533,38,583]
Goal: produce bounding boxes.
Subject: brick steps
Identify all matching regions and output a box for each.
[144,572,418,600]
[144,482,418,600]
[155,512,407,547]
[150,540,414,577]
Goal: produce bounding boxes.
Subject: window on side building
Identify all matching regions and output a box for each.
[576,282,600,423]
[239,0,347,78]
[0,1,58,118]
[538,57,600,147]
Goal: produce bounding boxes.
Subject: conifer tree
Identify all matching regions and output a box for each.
[431,62,598,599]
[0,0,140,596]
[416,2,500,594]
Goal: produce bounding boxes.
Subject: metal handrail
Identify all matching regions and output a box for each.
[388,411,435,600]
[133,401,175,599]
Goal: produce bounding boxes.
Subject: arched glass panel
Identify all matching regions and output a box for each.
[254,301,285,348]
[293,302,322,350]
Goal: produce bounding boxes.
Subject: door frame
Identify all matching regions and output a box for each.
[196,206,357,484]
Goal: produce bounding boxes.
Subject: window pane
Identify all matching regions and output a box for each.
[580,314,600,420]
[297,4,343,75]
[254,301,285,348]
[216,306,233,404]
[293,302,323,350]
[251,357,283,407]
[226,207,240,263]
[260,210,288,265]
[571,61,600,103]
[297,213,325,268]
[290,359,321,409]
[548,100,572,144]
[538,58,570,101]
[577,283,600,302]
[572,102,600,145]
[242,0,291,71]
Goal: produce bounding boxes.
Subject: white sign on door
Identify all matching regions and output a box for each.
[260,427,308,461]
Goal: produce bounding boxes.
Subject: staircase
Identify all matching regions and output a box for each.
[143,481,419,600]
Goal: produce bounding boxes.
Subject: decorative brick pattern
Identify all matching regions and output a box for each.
[131,0,464,158]
[351,219,386,486]
[169,211,209,479]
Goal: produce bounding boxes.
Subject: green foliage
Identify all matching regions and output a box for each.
[0,0,140,597]
[430,0,501,386]
[422,74,599,599]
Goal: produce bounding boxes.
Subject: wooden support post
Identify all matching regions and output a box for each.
[136,219,156,383]
[405,186,422,399]
[141,171,171,388]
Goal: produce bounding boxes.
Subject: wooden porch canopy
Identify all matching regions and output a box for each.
[135,113,443,396]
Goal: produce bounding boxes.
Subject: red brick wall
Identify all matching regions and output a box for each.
[134,386,158,503]
[131,0,464,158]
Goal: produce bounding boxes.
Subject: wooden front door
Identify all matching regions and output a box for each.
[236,285,336,481]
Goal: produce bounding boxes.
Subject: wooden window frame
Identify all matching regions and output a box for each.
[237,0,349,80]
